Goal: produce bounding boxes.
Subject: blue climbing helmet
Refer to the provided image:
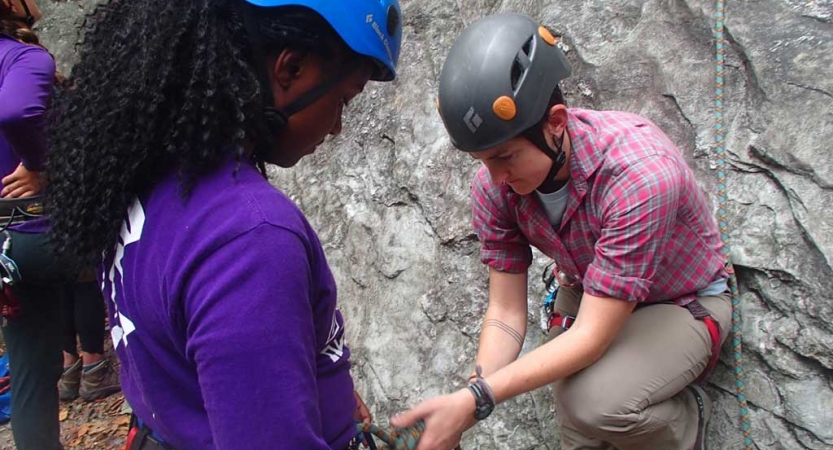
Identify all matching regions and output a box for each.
[242,0,402,81]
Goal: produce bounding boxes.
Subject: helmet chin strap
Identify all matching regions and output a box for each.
[241,4,356,140]
[522,126,568,189]
[16,0,35,27]
[260,64,356,130]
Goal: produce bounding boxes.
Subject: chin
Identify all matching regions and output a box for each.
[265,152,303,169]
[509,183,533,195]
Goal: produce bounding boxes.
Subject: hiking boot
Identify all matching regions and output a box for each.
[80,359,121,401]
[58,359,82,401]
[688,385,713,450]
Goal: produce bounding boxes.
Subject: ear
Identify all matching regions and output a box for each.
[543,104,569,136]
[272,48,308,91]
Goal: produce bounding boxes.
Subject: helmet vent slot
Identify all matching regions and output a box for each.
[511,36,535,91]
[522,36,533,57]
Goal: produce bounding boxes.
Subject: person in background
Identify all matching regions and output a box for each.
[58,280,121,402]
[0,0,66,449]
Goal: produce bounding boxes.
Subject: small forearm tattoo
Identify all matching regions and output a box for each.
[482,319,524,347]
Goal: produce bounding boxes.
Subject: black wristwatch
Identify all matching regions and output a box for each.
[466,365,495,421]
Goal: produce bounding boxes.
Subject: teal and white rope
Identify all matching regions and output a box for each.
[713,1,754,448]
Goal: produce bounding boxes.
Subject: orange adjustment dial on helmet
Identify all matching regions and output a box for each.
[492,96,516,120]
[538,26,557,46]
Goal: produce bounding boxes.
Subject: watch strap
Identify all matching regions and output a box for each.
[467,365,495,421]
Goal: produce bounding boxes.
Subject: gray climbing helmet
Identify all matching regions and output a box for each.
[437,13,572,152]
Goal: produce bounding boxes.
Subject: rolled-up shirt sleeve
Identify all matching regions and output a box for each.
[471,166,533,273]
[583,155,683,301]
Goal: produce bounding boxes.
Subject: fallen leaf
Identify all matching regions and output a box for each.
[59,409,68,421]
[68,425,89,448]
[105,396,124,414]
[113,415,131,426]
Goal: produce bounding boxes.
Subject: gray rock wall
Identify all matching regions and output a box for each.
[36,0,832,448]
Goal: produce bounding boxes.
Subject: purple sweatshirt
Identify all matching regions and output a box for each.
[0,34,52,176]
[100,157,356,450]
[0,34,53,233]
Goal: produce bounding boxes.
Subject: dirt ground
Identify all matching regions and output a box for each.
[0,393,129,450]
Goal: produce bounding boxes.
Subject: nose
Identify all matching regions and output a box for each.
[485,162,509,185]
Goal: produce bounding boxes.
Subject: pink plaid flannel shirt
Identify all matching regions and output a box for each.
[471,109,727,305]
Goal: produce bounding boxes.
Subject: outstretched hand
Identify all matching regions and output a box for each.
[390,389,476,450]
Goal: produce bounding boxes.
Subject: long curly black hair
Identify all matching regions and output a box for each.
[47,0,348,265]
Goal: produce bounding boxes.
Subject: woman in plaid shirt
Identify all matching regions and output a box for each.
[392,14,732,450]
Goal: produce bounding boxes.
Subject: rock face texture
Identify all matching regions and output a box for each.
[36,0,831,448]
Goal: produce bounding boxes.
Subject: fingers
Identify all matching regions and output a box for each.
[0,170,17,187]
[1,163,25,190]
[0,179,19,197]
[1,164,43,198]
[414,431,462,450]
[1,179,38,198]
[355,401,371,424]
[359,403,371,425]
[3,184,34,199]
[353,390,373,424]
[390,400,434,428]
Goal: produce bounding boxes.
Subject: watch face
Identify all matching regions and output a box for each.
[475,402,495,420]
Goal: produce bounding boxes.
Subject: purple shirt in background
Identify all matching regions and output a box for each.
[0,34,53,175]
[0,34,54,233]
[100,157,356,450]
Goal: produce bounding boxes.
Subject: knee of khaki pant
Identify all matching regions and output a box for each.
[555,379,643,438]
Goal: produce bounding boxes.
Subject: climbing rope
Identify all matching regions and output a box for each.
[713,1,755,448]
[356,421,425,450]
[356,420,463,450]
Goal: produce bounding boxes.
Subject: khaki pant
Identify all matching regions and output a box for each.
[548,286,732,450]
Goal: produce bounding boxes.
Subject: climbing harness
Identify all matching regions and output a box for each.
[0,230,21,326]
[713,0,755,447]
[539,261,575,334]
[0,195,43,233]
[0,196,42,325]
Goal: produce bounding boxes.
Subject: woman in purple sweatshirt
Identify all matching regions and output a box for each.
[47,0,402,449]
[0,2,67,449]
[0,0,47,202]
